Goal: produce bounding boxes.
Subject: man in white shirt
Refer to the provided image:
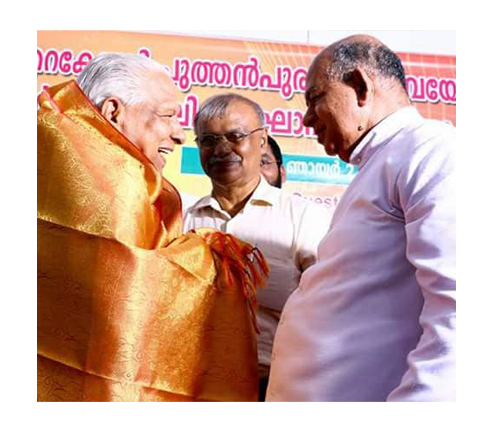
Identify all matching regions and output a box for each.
[183,93,332,401]
[180,135,285,214]
[267,34,456,402]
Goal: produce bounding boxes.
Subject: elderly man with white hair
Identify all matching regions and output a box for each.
[37,53,268,402]
[76,53,184,172]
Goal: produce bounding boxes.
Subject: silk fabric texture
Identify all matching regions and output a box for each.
[37,81,268,402]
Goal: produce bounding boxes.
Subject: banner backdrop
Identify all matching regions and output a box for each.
[37,31,456,208]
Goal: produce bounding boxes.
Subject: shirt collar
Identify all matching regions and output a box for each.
[189,175,278,214]
[190,194,223,214]
[349,106,422,168]
[249,175,279,206]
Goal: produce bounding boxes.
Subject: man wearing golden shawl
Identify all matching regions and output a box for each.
[37,53,268,402]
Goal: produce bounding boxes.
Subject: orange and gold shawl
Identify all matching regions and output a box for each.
[37,81,268,402]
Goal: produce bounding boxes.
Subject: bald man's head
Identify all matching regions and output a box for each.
[303,35,411,162]
[314,34,408,93]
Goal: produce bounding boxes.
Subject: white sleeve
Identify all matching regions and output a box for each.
[387,132,456,401]
[180,193,200,218]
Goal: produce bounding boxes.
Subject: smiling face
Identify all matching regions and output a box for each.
[198,101,267,187]
[303,56,361,162]
[119,71,185,171]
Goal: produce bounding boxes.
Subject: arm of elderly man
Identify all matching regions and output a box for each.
[387,126,456,401]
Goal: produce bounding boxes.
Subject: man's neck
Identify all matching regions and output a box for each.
[212,176,261,217]
[368,88,412,130]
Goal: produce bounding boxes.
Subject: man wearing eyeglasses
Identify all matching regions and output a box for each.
[184,93,332,401]
[261,136,286,189]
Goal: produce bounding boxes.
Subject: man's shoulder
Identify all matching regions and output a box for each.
[386,117,455,165]
[404,115,455,144]
[180,192,208,214]
[387,118,455,191]
[414,117,455,142]
[408,118,455,162]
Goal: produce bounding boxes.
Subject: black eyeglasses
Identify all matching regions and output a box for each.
[195,127,265,148]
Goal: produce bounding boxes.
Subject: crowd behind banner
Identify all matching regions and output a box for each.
[37,31,456,209]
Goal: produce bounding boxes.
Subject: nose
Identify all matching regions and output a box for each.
[303,106,315,128]
[171,118,185,145]
[213,138,233,157]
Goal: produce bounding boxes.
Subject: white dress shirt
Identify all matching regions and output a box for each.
[184,176,332,371]
[179,192,201,215]
[267,107,456,401]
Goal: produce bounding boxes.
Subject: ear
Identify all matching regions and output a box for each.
[280,165,286,184]
[346,67,374,107]
[101,97,126,131]
[260,128,268,147]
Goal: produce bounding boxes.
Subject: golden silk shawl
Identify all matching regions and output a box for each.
[37,81,268,402]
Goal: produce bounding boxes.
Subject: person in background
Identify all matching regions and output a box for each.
[181,136,286,214]
[267,34,456,402]
[37,53,268,402]
[261,136,286,188]
[184,93,332,401]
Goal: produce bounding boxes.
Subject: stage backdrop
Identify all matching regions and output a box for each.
[37,30,456,209]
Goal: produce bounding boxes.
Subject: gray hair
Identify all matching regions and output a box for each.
[77,52,166,109]
[193,93,265,137]
[326,41,407,91]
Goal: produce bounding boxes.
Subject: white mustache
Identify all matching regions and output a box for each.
[209,154,242,165]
